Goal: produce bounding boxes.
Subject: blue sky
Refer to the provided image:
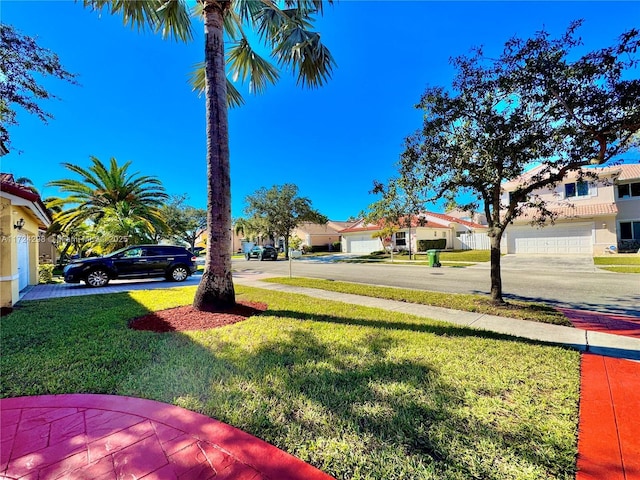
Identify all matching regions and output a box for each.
[2,1,639,220]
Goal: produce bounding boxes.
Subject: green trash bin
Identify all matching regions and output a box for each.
[427,249,441,268]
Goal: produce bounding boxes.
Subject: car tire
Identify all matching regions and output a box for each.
[169,265,189,282]
[246,254,250,260]
[85,268,110,287]
[259,255,264,261]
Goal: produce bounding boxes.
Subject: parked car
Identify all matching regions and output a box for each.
[245,245,278,261]
[63,245,198,287]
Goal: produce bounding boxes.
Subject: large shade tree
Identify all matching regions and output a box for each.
[244,183,327,257]
[82,0,335,310]
[398,22,639,304]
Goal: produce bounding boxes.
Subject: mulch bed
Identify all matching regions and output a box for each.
[129,300,268,332]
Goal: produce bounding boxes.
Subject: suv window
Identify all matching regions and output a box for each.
[145,247,167,256]
[123,247,143,258]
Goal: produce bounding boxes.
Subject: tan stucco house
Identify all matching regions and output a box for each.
[1,174,52,309]
[291,220,353,251]
[339,212,488,254]
[500,163,640,254]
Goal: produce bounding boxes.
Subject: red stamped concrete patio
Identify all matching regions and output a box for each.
[0,394,334,480]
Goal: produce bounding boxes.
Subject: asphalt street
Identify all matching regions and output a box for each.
[233,255,640,316]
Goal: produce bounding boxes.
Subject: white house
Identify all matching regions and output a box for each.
[339,212,488,254]
[500,163,640,254]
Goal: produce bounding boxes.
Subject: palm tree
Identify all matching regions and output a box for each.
[46,156,168,237]
[83,1,335,309]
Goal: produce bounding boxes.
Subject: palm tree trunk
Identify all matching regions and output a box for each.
[193,1,236,310]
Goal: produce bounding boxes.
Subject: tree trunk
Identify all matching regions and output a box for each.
[193,2,235,311]
[489,232,505,305]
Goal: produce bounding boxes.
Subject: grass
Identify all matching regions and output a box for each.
[264,277,569,326]
[0,286,579,479]
[594,255,640,273]
[342,250,491,267]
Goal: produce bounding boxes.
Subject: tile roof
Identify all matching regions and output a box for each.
[339,212,487,233]
[1,173,53,224]
[503,163,640,189]
[513,202,618,221]
[422,212,487,229]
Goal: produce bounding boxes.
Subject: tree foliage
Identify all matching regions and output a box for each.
[46,156,168,250]
[398,22,640,303]
[365,177,426,259]
[161,195,207,251]
[0,24,77,150]
[244,184,327,258]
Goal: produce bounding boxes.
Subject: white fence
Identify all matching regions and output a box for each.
[456,232,490,251]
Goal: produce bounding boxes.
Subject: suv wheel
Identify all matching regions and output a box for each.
[86,269,110,287]
[169,265,189,282]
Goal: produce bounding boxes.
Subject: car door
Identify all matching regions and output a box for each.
[113,247,148,277]
[145,246,172,276]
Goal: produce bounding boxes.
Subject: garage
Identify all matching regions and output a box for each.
[506,223,594,254]
[345,235,382,254]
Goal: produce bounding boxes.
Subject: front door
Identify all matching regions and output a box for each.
[17,234,29,290]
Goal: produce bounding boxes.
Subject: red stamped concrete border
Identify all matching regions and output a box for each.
[0,394,335,480]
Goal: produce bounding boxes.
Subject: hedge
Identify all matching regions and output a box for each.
[417,239,446,251]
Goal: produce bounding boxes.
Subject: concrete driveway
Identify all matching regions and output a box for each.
[490,254,596,272]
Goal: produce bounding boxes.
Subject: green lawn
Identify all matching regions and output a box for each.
[265,277,569,325]
[594,255,640,273]
[1,286,579,479]
[342,250,491,267]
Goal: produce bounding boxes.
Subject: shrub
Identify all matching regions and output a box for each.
[331,241,341,252]
[417,239,447,251]
[39,263,55,284]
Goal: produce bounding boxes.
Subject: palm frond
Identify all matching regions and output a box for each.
[272,26,335,88]
[227,38,280,94]
[190,62,245,107]
[83,0,191,41]
[155,0,193,42]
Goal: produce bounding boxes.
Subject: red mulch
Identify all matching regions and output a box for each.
[129,301,268,332]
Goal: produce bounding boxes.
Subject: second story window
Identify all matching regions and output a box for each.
[565,181,589,198]
[617,182,640,199]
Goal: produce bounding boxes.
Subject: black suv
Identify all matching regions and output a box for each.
[63,245,198,287]
[245,245,278,261]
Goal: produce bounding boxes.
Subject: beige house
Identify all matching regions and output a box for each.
[500,163,640,254]
[1,174,52,309]
[291,220,353,251]
[339,213,488,254]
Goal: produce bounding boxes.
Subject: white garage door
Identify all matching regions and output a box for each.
[346,236,382,254]
[509,224,593,254]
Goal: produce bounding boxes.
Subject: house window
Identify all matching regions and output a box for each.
[395,232,406,246]
[620,221,640,240]
[617,182,640,199]
[565,181,589,198]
